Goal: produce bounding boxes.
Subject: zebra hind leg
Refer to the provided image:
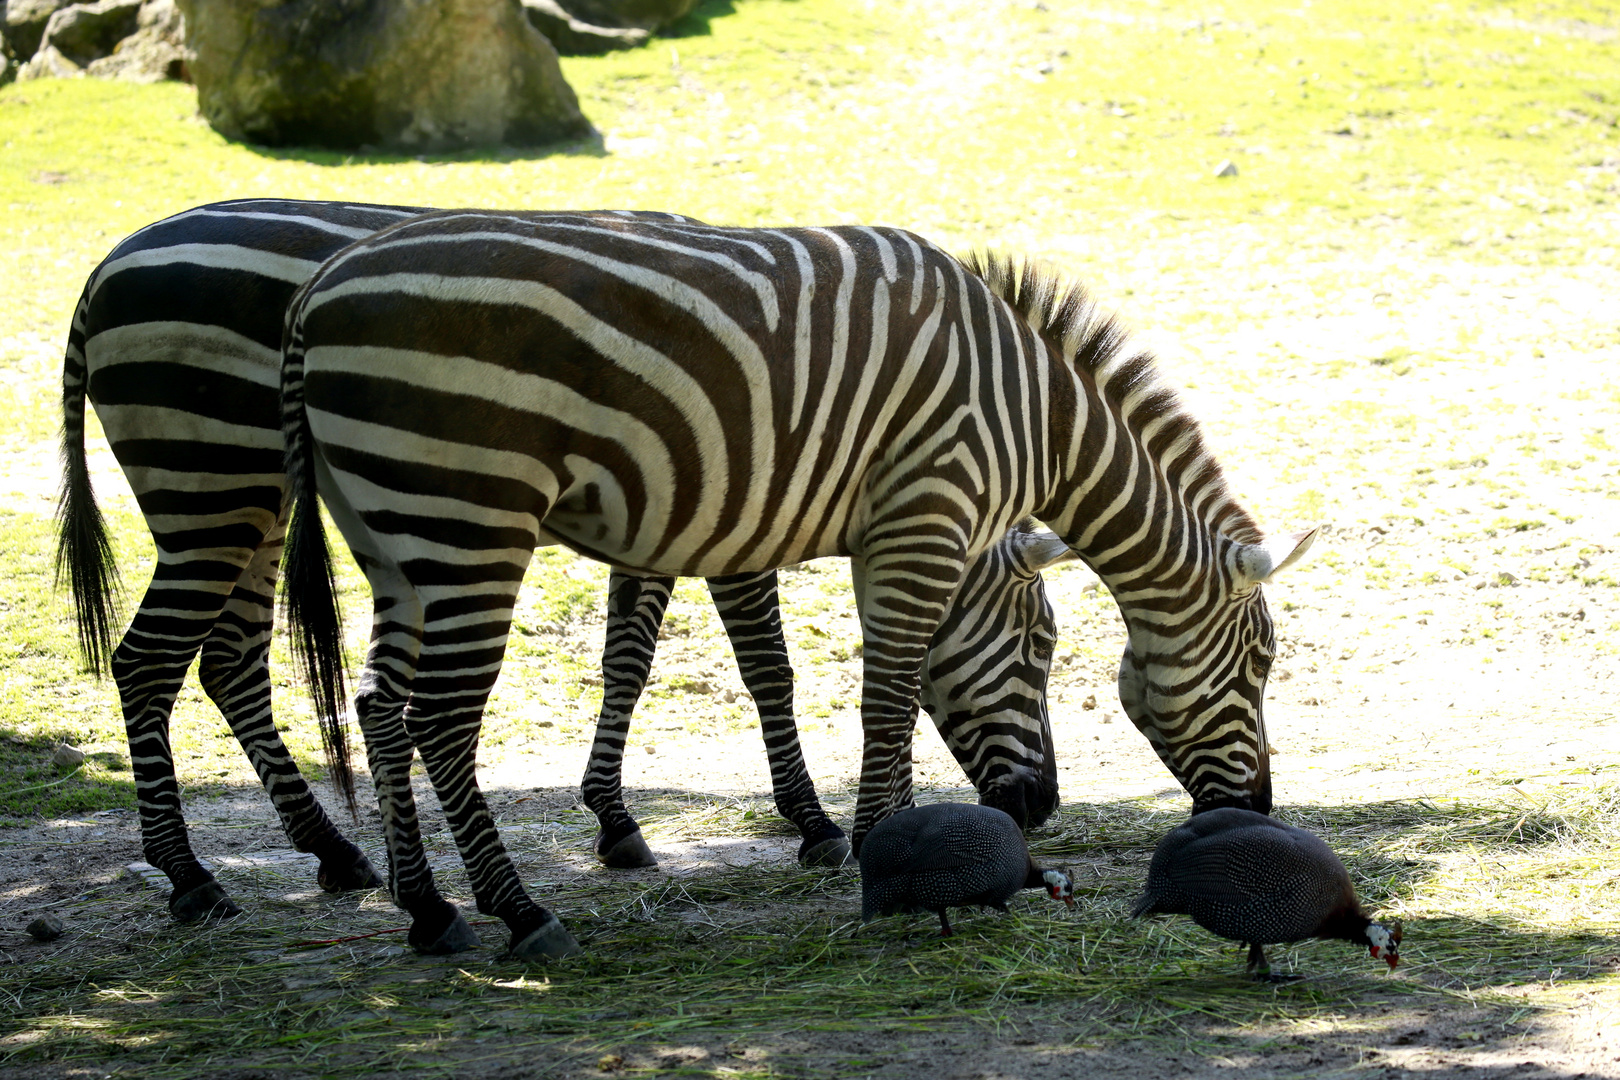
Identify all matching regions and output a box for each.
[706,571,848,867]
[112,573,243,923]
[406,615,581,960]
[195,529,381,894]
[581,573,674,869]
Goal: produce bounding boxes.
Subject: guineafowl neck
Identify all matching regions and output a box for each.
[1315,906,1373,944]
[1022,860,1044,889]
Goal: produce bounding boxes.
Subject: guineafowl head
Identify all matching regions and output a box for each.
[1041,868,1075,909]
[1366,921,1402,969]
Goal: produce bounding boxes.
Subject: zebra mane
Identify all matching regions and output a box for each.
[966,252,1263,546]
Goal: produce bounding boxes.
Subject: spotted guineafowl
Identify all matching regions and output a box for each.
[860,803,1074,936]
[1132,807,1401,980]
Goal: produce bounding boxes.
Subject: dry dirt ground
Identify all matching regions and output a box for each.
[3,230,1619,1076]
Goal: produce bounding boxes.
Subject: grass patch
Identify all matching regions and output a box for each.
[2,789,1615,1076]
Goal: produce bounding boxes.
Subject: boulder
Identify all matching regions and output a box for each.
[17,0,138,78]
[84,0,189,82]
[520,0,646,55]
[176,0,591,151]
[3,0,76,61]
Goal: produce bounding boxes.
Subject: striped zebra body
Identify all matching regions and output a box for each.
[281,212,1314,958]
[58,200,1062,920]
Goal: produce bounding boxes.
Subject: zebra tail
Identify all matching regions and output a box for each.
[54,285,122,676]
[280,301,358,816]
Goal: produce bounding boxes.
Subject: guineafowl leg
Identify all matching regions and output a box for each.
[1246,942,1305,983]
[938,910,954,937]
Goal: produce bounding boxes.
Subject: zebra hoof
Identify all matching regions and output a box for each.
[800,836,853,867]
[598,828,658,869]
[318,847,384,893]
[508,916,583,962]
[169,880,242,923]
[414,910,481,955]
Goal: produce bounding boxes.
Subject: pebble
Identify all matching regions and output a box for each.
[1214,160,1240,177]
[26,914,65,942]
[52,743,85,769]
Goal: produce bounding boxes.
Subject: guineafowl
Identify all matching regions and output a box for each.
[1132,807,1401,980]
[860,803,1074,936]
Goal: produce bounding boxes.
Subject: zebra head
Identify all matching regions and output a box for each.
[1114,527,1318,816]
[920,523,1077,830]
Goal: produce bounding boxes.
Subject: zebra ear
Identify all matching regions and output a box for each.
[1234,527,1319,587]
[1015,527,1080,571]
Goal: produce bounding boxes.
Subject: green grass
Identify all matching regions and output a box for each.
[2,789,1615,1076]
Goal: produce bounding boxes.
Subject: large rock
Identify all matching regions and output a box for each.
[18,0,138,78]
[3,0,76,60]
[175,0,591,152]
[84,0,188,82]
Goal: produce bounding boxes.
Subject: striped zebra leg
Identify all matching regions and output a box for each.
[706,571,848,866]
[194,519,381,893]
[582,573,675,869]
[847,539,970,852]
[298,461,579,959]
[113,573,246,922]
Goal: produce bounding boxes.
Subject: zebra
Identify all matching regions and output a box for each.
[589,519,1069,869]
[55,199,1065,920]
[279,212,1315,960]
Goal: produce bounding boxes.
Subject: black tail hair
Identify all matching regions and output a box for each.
[55,287,122,675]
[279,299,357,816]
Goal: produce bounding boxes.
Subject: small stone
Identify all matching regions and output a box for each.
[597,1054,625,1072]
[26,914,65,941]
[1493,569,1521,586]
[644,744,656,755]
[1081,694,1097,710]
[52,742,85,769]
[1214,160,1239,178]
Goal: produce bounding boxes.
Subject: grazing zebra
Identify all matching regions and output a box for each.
[55,199,1063,920]
[280,212,1315,959]
[590,520,1068,869]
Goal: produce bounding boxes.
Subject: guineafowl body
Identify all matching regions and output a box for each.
[1132,807,1400,977]
[860,803,1072,935]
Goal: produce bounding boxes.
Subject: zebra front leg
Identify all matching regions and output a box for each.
[706,570,848,867]
[581,573,674,869]
[113,572,242,923]
[847,545,963,853]
[197,528,381,894]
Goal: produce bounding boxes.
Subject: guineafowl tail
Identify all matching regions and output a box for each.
[55,284,122,675]
[279,293,357,816]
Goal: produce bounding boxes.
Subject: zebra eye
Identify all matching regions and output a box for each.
[1031,634,1055,661]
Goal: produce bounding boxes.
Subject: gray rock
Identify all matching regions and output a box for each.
[176,0,591,152]
[3,0,75,61]
[51,742,85,769]
[1214,159,1239,178]
[26,914,65,941]
[521,0,646,54]
[84,0,188,82]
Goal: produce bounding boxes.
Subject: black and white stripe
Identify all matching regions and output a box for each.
[280,213,1313,958]
[56,199,1066,921]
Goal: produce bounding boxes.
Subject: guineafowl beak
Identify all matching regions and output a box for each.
[1042,870,1076,909]
[1367,922,1401,969]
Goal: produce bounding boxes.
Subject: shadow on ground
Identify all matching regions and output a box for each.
[1,780,1616,1078]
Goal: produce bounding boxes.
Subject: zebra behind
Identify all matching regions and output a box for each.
[281,212,1315,959]
[56,199,1066,921]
